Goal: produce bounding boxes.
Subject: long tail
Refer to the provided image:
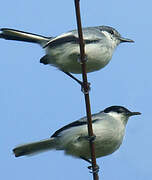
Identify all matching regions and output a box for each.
[0,28,50,46]
[13,138,56,157]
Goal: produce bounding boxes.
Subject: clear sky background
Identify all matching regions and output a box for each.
[0,0,151,180]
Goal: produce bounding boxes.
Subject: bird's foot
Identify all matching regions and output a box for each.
[62,71,91,93]
[88,164,100,173]
[87,135,96,142]
[77,55,88,64]
[81,82,91,94]
[80,156,100,173]
[78,135,96,142]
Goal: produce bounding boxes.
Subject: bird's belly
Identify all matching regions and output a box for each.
[64,138,122,159]
[46,44,112,74]
[94,138,122,158]
[64,130,124,159]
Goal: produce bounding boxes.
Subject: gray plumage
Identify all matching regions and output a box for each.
[13,106,141,161]
[0,26,134,74]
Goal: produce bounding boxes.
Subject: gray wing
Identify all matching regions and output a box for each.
[51,112,103,138]
[43,27,103,48]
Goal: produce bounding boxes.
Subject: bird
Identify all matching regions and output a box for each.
[0,26,134,86]
[13,105,141,165]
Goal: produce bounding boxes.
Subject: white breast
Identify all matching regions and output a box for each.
[45,41,115,74]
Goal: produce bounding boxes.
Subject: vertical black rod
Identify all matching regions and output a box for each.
[74,1,99,180]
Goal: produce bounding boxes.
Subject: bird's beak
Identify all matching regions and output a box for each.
[127,111,141,116]
[119,37,134,43]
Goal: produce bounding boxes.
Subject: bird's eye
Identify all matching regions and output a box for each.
[109,30,114,35]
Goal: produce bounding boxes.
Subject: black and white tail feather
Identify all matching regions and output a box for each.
[0,28,50,46]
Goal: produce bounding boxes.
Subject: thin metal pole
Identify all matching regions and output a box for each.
[74,1,99,180]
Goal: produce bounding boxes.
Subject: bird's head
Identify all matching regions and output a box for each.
[103,105,141,125]
[98,26,134,47]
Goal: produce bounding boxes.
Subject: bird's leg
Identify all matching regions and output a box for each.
[62,71,91,93]
[80,156,92,164]
[80,156,99,173]
[77,55,91,93]
[62,71,83,86]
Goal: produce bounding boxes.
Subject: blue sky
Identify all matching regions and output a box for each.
[0,0,151,179]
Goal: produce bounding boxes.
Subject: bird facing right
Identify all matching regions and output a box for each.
[0,26,134,85]
[13,106,141,163]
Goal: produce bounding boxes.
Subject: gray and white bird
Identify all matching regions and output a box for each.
[13,106,141,163]
[0,26,134,85]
